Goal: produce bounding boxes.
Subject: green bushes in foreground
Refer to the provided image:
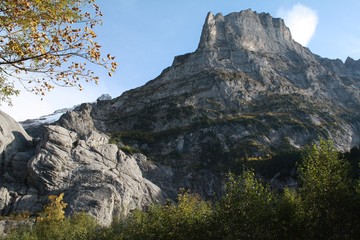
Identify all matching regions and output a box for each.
[3,140,360,240]
[103,192,213,240]
[3,212,98,240]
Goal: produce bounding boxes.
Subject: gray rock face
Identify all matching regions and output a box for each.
[97,94,112,102]
[28,124,163,225]
[0,188,10,212]
[95,9,360,142]
[84,10,360,198]
[198,10,293,53]
[0,106,164,226]
[0,111,32,177]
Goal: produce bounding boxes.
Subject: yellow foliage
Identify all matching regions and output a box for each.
[0,0,117,104]
[37,193,67,223]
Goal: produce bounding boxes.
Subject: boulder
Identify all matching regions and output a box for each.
[27,121,163,225]
[0,107,163,226]
[0,188,10,213]
[0,110,32,176]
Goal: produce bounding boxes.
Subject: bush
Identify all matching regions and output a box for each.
[214,171,278,240]
[3,194,98,240]
[106,191,213,240]
[297,140,360,239]
[4,212,98,240]
[119,145,140,155]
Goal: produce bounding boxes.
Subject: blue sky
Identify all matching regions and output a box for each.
[2,0,360,121]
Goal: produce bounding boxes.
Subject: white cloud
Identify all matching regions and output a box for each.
[277,3,318,46]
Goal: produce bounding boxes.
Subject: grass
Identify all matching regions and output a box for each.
[119,145,140,155]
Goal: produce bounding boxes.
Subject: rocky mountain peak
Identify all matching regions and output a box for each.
[197,9,293,53]
[92,9,360,155]
[168,9,316,90]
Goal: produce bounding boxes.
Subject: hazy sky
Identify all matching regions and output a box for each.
[2,0,360,121]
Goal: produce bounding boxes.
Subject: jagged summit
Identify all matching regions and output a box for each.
[198,9,293,53]
[168,9,317,89]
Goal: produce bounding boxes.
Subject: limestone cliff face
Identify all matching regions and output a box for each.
[91,9,360,148]
[198,10,293,53]
[87,9,360,197]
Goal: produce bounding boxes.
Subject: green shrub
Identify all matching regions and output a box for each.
[119,145,140,155]
[3,194,98,240]
[214,171,278,240]
[106,191,213,240]
[297,139,359,239]
[36,193,67,223]
[4,212,98,240]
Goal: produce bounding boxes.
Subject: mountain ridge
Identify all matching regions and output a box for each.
[87,9,360,151]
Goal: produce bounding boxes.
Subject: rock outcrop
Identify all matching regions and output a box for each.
[0,106,163,226]
[0,111,33,178]
[0,110,35,197]
[28,125,162,225]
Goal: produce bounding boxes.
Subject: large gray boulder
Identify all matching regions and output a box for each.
[0,110,32,177]
[0,188,10,212]
[0,110,31,147]
[0,111,36,216]
[0,106,164,226]
[27,124,163,225]
[26,104,163,226]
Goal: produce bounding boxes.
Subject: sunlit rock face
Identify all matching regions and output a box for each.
[89,9,360,152]
[198,10,293,53]
[0,106,163,226]
[86,9,360,198]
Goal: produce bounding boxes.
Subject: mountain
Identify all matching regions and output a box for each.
[1,9,360,227]
[91,10,360,151]
[85,10,360,194]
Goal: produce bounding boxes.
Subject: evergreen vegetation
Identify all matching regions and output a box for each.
[2,140,360,240]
